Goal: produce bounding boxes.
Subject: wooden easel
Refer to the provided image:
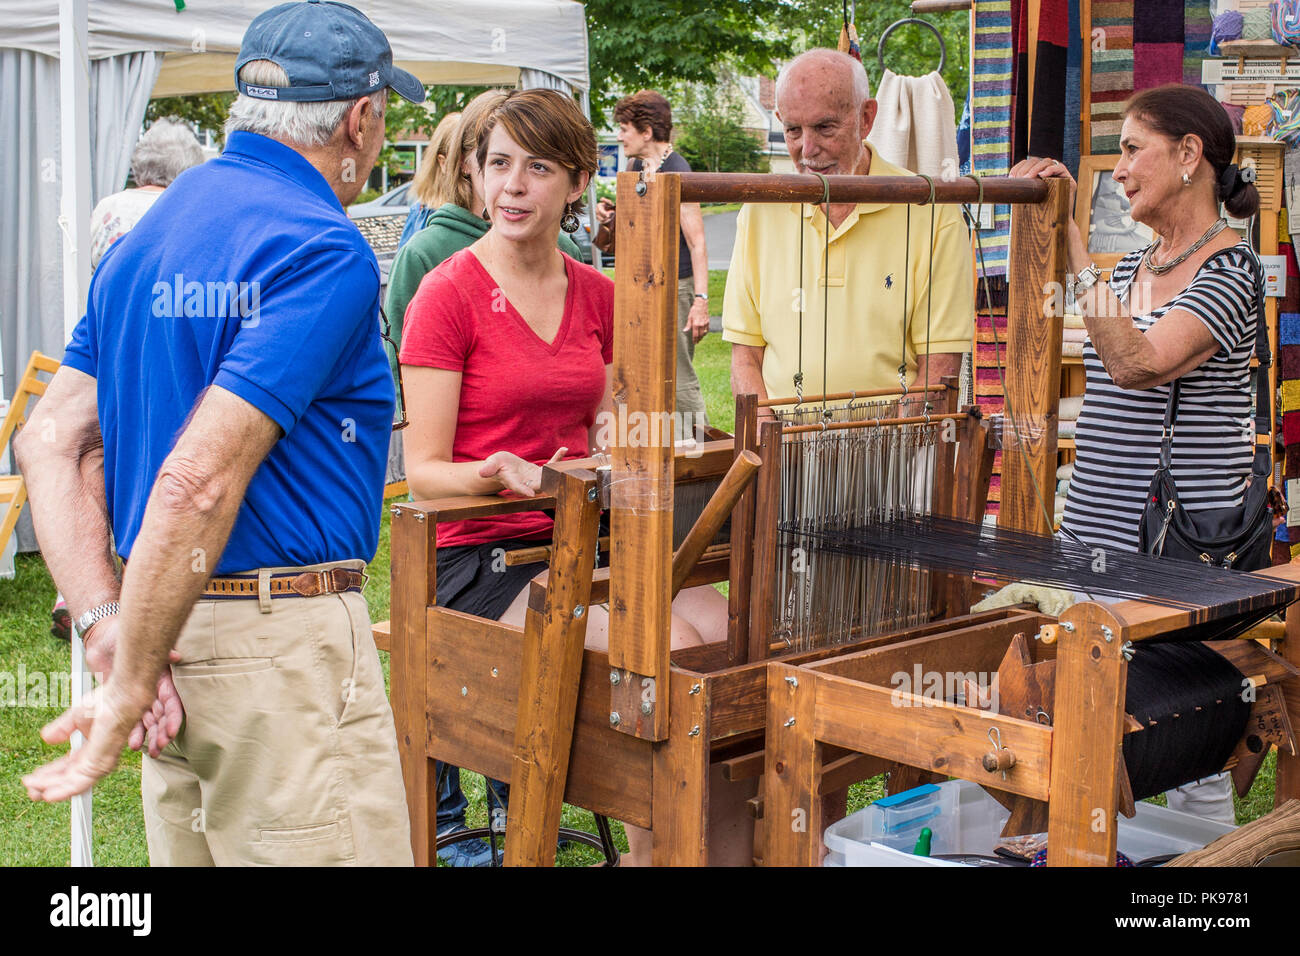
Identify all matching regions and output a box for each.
[386,170,1071,865]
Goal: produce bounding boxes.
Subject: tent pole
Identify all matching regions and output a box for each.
[59,0,94,869]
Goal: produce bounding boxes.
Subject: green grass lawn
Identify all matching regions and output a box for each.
[0,277,1280,864]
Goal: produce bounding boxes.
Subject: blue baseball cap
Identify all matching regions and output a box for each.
[235,0,425,104]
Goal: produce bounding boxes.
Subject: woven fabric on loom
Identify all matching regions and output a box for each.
[1183,0,1212,89]
[1134,0,1184,90]
[1090,0,1134,155]
[973,0,1013,276]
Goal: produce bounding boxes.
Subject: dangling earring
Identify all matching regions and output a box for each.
[560,203,580,234]
[1182,171,1191,186]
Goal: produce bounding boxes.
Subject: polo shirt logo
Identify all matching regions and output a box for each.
[884,273,893,289]
[246,85,278,100]
[151,274,261,327]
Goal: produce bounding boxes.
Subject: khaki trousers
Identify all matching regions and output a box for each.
[142,559,413,866]
[676,276,709,432]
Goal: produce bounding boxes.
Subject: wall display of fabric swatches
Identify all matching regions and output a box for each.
[1135,0,1185,90]
[973,0,1014,276]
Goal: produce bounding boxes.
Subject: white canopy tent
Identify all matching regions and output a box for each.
[1,0,590,867]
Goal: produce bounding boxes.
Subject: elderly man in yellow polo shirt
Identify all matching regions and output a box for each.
[724,48,973,407]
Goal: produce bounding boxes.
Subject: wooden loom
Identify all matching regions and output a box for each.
[384,169,1299,866]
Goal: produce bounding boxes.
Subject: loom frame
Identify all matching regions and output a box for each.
[386,170,1075,865]
[762,567,1300,866]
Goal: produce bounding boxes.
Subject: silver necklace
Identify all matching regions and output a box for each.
[654,144,673,171]
[1143,217,1228,275]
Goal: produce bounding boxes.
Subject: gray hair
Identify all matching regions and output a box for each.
[130,118,205,187]
[224,59,387,148]
[775,49,872,110]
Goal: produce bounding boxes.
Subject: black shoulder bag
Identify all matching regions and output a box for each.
[1137,254,1275,570]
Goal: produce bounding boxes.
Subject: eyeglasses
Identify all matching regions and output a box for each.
[379,304,409,431]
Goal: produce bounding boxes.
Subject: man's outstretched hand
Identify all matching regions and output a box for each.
[21,681,153,802]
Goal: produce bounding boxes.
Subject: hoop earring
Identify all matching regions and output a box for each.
[560,204,581,234]
[1182,171,1191,186]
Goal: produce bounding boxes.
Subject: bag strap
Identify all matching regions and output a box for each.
[1159,247,1271,475]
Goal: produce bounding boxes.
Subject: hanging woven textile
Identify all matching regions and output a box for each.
[972,0,1013,276]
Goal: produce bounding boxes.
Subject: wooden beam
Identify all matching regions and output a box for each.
[388,503,440,865]
[608,168,680,742]
[762,663,821,866]
[728,393,760,665]
[1000,177,1069,536]
[505,467,601,866]
[748,420,783,662]
[651,671,711,865]
[810,672,1053,801]
[1046,603,1127,866]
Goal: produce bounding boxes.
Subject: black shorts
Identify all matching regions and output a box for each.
[435,529,609,621]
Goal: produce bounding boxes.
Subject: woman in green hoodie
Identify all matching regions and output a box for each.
[384,89,582,376]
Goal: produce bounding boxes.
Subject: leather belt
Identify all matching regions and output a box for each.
[203,568,366,599]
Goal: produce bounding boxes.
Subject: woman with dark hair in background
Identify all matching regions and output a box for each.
[1015,83,1264,823]
[596,90,712,434]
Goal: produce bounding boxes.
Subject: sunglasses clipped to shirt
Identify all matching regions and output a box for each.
[379,303,409,432]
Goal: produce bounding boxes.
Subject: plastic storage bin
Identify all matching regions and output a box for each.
[824,779,1234,867]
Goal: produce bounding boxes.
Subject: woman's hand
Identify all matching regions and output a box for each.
[685,298,711,343]
[594,198,616,226]
[1010,156,1078,211]
[479,447,568,497]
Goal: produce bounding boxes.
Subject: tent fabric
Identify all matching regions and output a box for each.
[4,0,590,93]
[0,48,160,549]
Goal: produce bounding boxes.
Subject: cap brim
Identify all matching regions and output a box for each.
[389,67,426,103]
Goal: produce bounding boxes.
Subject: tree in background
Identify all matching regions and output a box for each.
[585,0,969,122]
[674,83,768,174]
[584,0,795,118]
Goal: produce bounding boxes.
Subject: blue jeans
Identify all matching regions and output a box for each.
[436,761,510,833]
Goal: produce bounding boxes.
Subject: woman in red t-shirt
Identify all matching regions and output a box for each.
[401,90,737,865]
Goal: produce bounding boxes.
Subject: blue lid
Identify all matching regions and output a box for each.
[874,783,941,808]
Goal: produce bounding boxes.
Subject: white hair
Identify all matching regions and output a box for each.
[131,118,206,186]
[775,49,872,110]
[224,59,386,148]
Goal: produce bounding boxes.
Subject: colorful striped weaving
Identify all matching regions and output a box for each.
[973,0,1014,276]
[1090,0,1134,154]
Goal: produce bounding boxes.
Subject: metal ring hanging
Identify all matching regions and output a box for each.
[877,17,946,76]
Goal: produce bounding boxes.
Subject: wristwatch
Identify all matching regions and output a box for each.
[694,293,708,301]
[76,601,120,640]
[1072,264,1102,299]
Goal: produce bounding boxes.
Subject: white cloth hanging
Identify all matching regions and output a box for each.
[873,68,959,181]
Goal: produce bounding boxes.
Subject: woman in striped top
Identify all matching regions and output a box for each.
[1013,84,1263,824]
[1015,85,1262,553]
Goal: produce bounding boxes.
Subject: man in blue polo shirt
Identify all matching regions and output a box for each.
[19,1,423,866]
